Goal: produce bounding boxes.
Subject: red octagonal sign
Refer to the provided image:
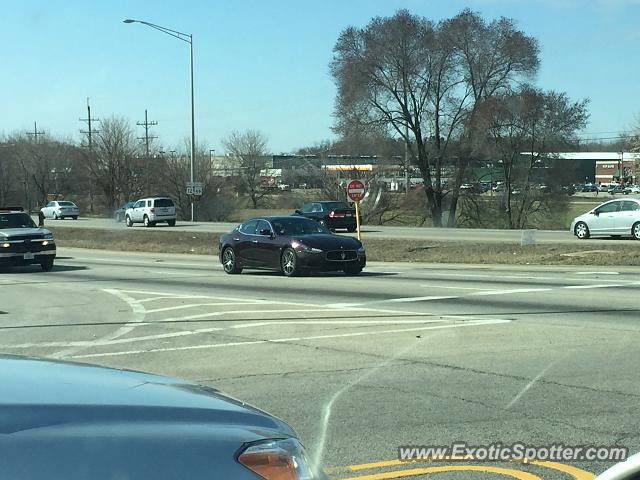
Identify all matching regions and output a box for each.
[347,179,365,202]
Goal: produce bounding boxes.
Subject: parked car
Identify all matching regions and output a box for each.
[571,198,640,239]
[125,197,177,227]
[293,201,360,232]
[40,200,79,220]
[608,184,626,195]
[0,207,56,271]
[114,201,135,222]
[581,183,599,192]
[624,185,640,195]
[0,355,325,480]
[219,216,366,276]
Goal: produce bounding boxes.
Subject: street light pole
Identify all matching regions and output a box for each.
[123,18,196,221]
[189,35,195,222]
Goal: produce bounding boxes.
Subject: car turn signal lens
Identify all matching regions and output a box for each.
[238,438,317,480]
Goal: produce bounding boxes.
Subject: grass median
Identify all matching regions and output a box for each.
[48,227,640,266]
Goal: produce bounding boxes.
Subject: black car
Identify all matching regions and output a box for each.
[0,207,56,271]
[114,201,135,222]
[219,216,366,276]
[293,201,360,232]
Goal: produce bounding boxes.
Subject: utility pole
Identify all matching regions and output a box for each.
[80,98,100,213]
[80,98,100,150]
[137,109,158,160]
[404,123,410,195]
[137,109,158,195]
[26,121,45,142]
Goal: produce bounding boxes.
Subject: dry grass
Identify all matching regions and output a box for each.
[49,227,640,266]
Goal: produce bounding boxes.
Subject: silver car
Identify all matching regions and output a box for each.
[0,355,325,480]
[571,198,640,239]
[40,200,80,220]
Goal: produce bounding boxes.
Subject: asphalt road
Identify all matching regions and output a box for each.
[38,215,638,245]
[2,248,640,479]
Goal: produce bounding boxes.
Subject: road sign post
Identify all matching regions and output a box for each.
[347,179,365,241]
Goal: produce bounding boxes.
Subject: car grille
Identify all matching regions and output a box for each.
[326,250,357,261]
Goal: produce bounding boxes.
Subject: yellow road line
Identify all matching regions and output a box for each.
[329,456,595,480]
[339,464,543,480]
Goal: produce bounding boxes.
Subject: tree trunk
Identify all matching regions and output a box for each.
[415,137,443,227]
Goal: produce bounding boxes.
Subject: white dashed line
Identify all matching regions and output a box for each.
[69,319,511,359]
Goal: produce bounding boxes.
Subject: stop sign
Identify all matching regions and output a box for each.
[347,179,365,202]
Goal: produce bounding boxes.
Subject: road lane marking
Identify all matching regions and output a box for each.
[469,288,552,296]
[0,317,511,350]
[420,284,494,290]
[563,284,626,289]
[331,282,639,307]
[145,302,253,313]
[574,271,619,275]
[329,456,594,480]
[50,289,145,359]
[69,319,510,359]
[339,464,542,480]
[506,361,557,409]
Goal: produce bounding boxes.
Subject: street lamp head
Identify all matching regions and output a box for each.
[123,19,136,24]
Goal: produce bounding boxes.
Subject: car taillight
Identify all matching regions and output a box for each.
[238,438,317,480]
[150,207,155,213]
[328,211,345,218]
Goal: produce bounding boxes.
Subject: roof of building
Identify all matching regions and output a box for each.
[538,152,640,161]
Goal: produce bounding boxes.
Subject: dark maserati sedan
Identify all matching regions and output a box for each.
[0,355,324,480]
[219,216,366,276]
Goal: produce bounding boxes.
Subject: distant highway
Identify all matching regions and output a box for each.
[37,215,634,245]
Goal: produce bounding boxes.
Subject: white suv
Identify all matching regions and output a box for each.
[125,197,177,227]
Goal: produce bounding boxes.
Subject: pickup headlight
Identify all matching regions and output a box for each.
[1,243,9,248]
[238,438,319,480]
[357,246,365,254]
[44,234,54,240]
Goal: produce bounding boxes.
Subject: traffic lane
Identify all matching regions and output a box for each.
[35,215,637,244]
[40,251,640,332]
[33,248,640,305]
[10,249,640,333]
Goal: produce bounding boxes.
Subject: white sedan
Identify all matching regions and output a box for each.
[40,200,80,220]
[571,198,640,239]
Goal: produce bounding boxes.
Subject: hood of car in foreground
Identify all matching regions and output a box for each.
[291,234,361,250]
[0,355,295,439]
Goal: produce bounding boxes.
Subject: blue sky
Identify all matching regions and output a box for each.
[1,0,639,153]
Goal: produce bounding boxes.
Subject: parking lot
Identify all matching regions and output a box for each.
[2,247,640,478]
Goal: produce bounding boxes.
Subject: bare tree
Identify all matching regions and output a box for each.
[91,116,141,212]
[330,9,538,226]
[0,140,21,206]
[222,130,269,209]
[13,136,81,207]
[483,87,589,228]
